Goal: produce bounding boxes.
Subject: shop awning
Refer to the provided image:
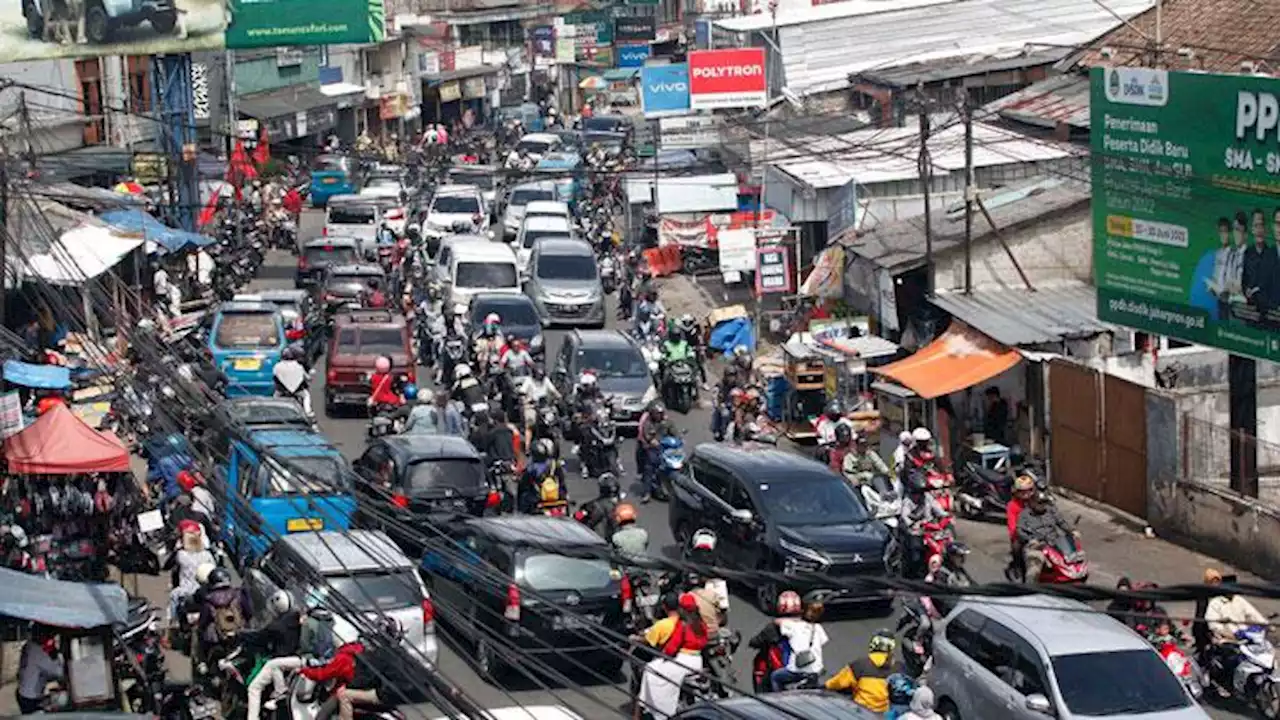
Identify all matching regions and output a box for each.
[0,566,128,627]
[873,321,1021,399]
[23,225,142,285]
[99,208,213,254]
[5,403,130,474]
[3,360,71,390]
[239,85,339,121]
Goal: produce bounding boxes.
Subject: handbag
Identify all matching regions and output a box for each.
[793,623,817,668]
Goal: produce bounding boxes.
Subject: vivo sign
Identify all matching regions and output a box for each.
[687,48,767,110]
[641,63,692,116]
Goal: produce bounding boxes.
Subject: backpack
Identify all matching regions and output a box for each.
[538,476,562,504]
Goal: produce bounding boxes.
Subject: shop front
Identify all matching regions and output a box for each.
[421,66,499,128]
[238,85,362,149]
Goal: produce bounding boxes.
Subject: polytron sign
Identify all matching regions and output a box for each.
[688,48,767,110]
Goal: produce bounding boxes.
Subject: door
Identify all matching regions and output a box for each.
[969,618,1042,720]
[934,609,987,717]
[722,476,761,570]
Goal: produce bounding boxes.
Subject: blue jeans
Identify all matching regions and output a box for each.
[710,404,730,439]
[641,447,660,496]
[769,668,812,692]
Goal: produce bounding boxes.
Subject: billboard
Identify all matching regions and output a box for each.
[826,178,857,240]
[617,43,649,67]
[614,15,654,42]
[1091,67,1280,361]
[659,115,719,149]
[641,63,690,116]
[688,48,766,110]
[226,0,384,48]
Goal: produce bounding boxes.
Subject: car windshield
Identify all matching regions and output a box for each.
[578,347,646,377]
[583,117,626,133]
[517,139,554,155]
[321,572,419,611]
[451,173,493,190]
[365,178,401,191]
[456,262,517,289]
[537,254,596,280]
[227,402,308,426]
[336,327,404,356]
[259,455,352,497]
[522,230,571,249]
[1052,650,1190,715]
[433,195,480,214]
[521,554,615,591]
[472,300,539,327]
[406,459,485,494]
[510,188,555,206]
[215,313,279,349]
[305,246,357,265]
[760,477,869,526]
[312,156,347,172]
[328,207,376,224]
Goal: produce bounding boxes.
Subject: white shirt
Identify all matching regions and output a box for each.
[167,284,183,317]
[153,267,170,293]
[519,376,557,403]
[190,485,217,519]
[779,619,828,674]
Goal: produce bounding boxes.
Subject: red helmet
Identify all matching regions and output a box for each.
[177,470,199,493]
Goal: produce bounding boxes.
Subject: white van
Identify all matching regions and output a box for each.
[324,195,382,253]
[514,214,574,274]
[431,233,489,288]
[447,241,521,309]
[523,200,572,224]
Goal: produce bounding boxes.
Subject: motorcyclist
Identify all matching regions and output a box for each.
[244,590,303,720]
[897,427,938,491]
[569,371,603,453]
[1005,473,1038,578]
[174,469,216,538]
[892,430,914,472]
[451,363,487,414]
[659,325,699,389]
[827,423,856,475]
[1015,491,1077,582]
[471,405,521,467]
[473,313,506,370]
[518,364,561,447]
[499,336,534,377]
[825,630,898,713]
[1205,568,1268,646]
[816,400,853,451]
[272,344,312,416]
[899,471,948,578]
[198,567,253,660]
[710,366,741,441]
[770,593,829,691]
[633,303,660,342]
[165,519,215,646]
[730,344,756,386]
[575,473,623,536]
[674,313,707,384]
[842,431,890,485]
[633,592,708,720]
[367,356,402,410]
[518,438,565,514]
[363,279,389,308]
[639,401,677,504]
[749,590,802,691]
[610,502,649,558]
[404,389,466,435]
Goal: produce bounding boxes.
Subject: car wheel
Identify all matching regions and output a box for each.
[755,581,779,615]
[474,635,504,684]
[938,700,961,720]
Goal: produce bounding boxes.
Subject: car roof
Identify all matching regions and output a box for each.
[279,530,411,575]
[327,194,379,207]
[333,309,406,327]
[454,243,517,261]
[470,292,536,308]
[450,165,497,174]
[520,133,560,143]
[524,200,570,214]
[953,594,1151,657]
[692,443,839,484]
[434,184,481,196]
[534,237,593,256]
[441,234,490,247]
[218,300,277,314]
[381,434,481,461]
[327,264,384,276]
[523,215,572,230]
[536,152,583,169]
[466,515,608,548]
[571,329,637,350]
[430,707,584,720]
[221,396,306,417]
[235,289,307,304]
[246,428,333,448]
[304,236,359,248]
[685,691,878,719]
[511,180,558,192]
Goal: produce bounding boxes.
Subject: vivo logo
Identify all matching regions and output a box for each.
[649,82,687,94]
[622,50,647,59]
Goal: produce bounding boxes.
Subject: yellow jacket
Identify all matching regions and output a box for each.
[825,651,894,712]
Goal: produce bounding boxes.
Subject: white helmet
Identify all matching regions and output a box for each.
[453,303,468,316]
[911,427,933,443]
[899,430,914,446]
[195,562,217,586]
[269,589,293,615]
[8,525,27,548]
[484,313,502,326]
[456,363,472,378]
[578,371,597,388]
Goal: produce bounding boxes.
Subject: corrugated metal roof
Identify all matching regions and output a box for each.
[655,173,740,213]
[986,73,1091,130]
[719,0,1152,96]
[929,283,1113,347]
[772,121,1082,189]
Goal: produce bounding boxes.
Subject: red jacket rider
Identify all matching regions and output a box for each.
[1006,474,1038,542]
[368,356,402,407]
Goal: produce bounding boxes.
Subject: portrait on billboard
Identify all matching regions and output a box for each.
[0,0,225,62]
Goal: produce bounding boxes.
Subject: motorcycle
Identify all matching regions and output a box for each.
[702,627,741,697]
[681,245,718,275]
[656,435,687,501]
[954,459,1016,519]
[579,405,621,480]
[367,403,402,439]
[640,340,662,376]
[1203,626,1280,717]
[895,598,933,678]
[751,637,819,693]
[531,398,562,448]
[599,254,618,294]
[662,359,699,414]
[279,671,405,720]
[1005,529,1090,584]
[917,516,956,579]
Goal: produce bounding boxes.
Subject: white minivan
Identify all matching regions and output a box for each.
[514,214,574,274]
[447,241,522,309]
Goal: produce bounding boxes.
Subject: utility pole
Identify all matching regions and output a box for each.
[917,99,933,296]
[962,92,974,294]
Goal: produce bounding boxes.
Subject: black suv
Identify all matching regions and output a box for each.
[353,434,498,553]
[668,443,892,613]
[552,329,655,429]
[420,515,629,683]
[468,292,545,359]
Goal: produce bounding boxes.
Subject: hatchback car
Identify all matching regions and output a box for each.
[420,515,630,683]
[354,434,500,552]
[526,238,604,327]
[323,195,382,251]
[296,236,360,289]
[514,214,575,274]
[424,184,488,238]
[245,530,439,696]
[669,443,892,613]
[318,263,386,322]
[931,595,1209,720]
[447,165,498,215]
[468,292,544,358]
[501,180,558,240]
[552,329,655,428]
[324,309,415,413]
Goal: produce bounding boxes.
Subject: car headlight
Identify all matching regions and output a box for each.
[780,538,829,574]
[641,386,658,405]
[530,334,544,349]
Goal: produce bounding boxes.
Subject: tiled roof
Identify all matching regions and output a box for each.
[1077,0,1280,73]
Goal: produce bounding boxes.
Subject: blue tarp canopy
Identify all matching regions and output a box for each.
[99,208,214,253]
[3,359,71,389]
[0,566,128,627]
[709,316,755,354]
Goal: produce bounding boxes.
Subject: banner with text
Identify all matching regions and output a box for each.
[641,63,691,116]
[227,0,384,48]
[687,48,766,110]
[659,115,720,149]
[1092,67,1280,361]
[617,43,650,67]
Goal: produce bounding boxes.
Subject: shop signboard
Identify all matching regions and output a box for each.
[226,0,384,48]
[640,63,690,117]
[659,115,719,149]
[555,37,575,64]
[439,81,461,103]
[1091,67,1280,360]
[688,48,767,110]
[826,178,857,241]
[756,244,793,295]
[532,25,555,57]
[614,15,655,42]
[131,152,168,184]
[617,44,650,68]
[462,76,486,99]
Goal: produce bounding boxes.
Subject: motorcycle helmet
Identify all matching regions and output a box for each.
[532,364,546,380]
[649,401,667,420]
[678,313,696,335]
[635,305,652,324]
[207,567,233,590]
[598,473,620,498]
[824,400,844,421]
[868,630,897,654]
[613,502,638,526]
[403,383,419,401]
[375,356,392,373]
[776,590,802,616]
[834,423,853,445]
[195,562,216,586]
[269,589,293,615]
[375,616,404,642]
[577,371,598,389]
[484,312,501,326]
[690,528,717,554]
[456,363,473,378]
[8,525,28,549]
[1013,474,1036,498]
[534,438,555,460]
[911,427,933,444]
[898,430,914,447]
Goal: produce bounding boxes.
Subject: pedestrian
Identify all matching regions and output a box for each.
[901,685,942,720]
[16,632,62,713]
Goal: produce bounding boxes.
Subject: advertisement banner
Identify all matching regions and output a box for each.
[826,178,857,241]
[554,37,575,64]
[531,25,555,57]
[617,44,650,68]
[688,48,767,110]
[614,15,655,42]
[1090,67,1280,360]
[462,76,485,99]
[659,115,720,149]
[757,245,793,295]
[641,63,691,117]
[438,82,461,103]
[226,0,384,48]
[0,0,225,61]
[718,228,757,275]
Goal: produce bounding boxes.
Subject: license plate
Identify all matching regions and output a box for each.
[322,177,338,184]
[639,594,658,608]
[553,613,603,631]
[286,518,323,532]
[233,357,262,371]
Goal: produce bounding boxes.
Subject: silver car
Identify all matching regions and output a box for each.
[525,237,605,328]
[501,180,558,240]
[931,595,1210,720]
[246,530,439,670]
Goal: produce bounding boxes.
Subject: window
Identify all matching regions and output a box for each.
[510,188,555,206]
[321,572,420,611]
[455,262,517,289]
[236,451,257,496]
[971,622,1049,697]
[127,56,151,112]
[215,313,280,349]
[521,554,615,591]
[758,477,869,525]
[328,207,376,225]
[576,346,647,377]
[944,609,986,658]
[259,455,352,496]
[432,195,481,214]
[304,245,357,266]
[536,254,597,280]
[355,327,407,356]
[692,461,732,504]
[726,478,755,512]
[523,230,572,250]
[75,59,105,145]
[516,139,555,156]
[472,299,539,327]
[1052,650,1190,715]
[406,459,485,494]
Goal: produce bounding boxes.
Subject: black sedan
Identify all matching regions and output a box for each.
[468,292,545,358]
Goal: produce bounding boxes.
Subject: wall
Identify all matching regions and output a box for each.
[234,49,320,96]
[0,60,85,154]
[931,205,1092,292]
[1148,475,1280,580]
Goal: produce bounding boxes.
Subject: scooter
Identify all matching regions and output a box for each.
[953,459,1015,519]
[599,254,618,293]
[1202,626,1280,718]
[280,671,405,720]
[656,435,687,501]
[1004,530,1090,584]
[367,403,402,439]
[579,405,621,480]
[662,359,699,414]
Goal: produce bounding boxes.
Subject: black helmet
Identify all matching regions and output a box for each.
[374,616,404,642]
[208,567,233,590]
[834,423,853,444]
[824,400,843,420]
[598,473,620,498]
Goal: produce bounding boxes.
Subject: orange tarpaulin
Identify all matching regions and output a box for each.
[873,322,1020,399]
[5,403,129,474]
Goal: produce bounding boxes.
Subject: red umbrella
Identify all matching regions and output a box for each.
[252,126,270,167]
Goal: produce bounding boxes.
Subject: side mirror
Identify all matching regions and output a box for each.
[1025,694,1053,716]
[730,509,753,523]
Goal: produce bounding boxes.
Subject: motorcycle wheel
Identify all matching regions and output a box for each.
[1258,682,1280,719]
[673,386,691,414]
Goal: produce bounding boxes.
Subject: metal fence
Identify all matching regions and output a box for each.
[1181,413,1280,506]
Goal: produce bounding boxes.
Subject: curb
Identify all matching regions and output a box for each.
[1052,485,1150,535]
